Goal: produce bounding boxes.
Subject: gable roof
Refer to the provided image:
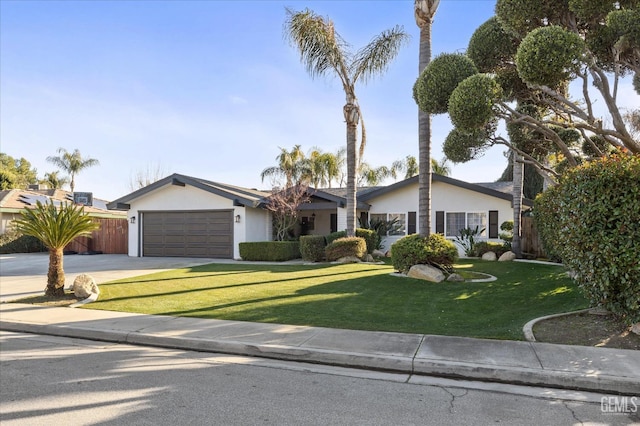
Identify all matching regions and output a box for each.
[358,174,534,207]
[0,188,125,217]
[107,173,271,210]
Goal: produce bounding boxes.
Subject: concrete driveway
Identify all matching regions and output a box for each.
[0,253,220,302]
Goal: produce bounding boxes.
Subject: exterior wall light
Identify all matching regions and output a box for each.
[130,216,136,224]
[235,214,241,223]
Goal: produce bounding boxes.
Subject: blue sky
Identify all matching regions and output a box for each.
[1,0,638,201]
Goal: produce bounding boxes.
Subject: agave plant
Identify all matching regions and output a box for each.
[12,201,100,297]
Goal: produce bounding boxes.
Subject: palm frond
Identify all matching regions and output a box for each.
[351,25,409,84]
[284,8,352,86]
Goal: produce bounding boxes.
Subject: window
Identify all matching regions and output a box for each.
[369,213,406,236]
[388,213,406,236]
[445,212,487,237]
[446,212,465,237]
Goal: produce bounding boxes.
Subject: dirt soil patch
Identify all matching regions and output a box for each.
[533,311,640,350]
[27,293,79,307]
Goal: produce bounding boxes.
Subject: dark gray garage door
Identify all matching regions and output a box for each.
[142,210,233,258]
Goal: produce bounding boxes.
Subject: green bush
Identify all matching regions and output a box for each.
[473,241,509,257]
[391,234,458,274]
[325,231,347,245]
[0,230,46,254]
[535,153,640,324]
[239,241,300,261]
[299,235,326,262]
[325,237,367,262]
[355,228,378,254]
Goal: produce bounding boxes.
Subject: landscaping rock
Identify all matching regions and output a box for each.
[498,251,516,262]
[70,274,99,299]
[408,264,445,283]
[446,273,465,282]
[481,251,497,261]
[334,256,362,264]
[372,249,386,258]
[632,323,640,336]
[364,254,375,263]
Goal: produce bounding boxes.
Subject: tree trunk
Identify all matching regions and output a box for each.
[512,152,524,258]
[344,102,359,237]
[417,12,433,237]
[45,247,66,297]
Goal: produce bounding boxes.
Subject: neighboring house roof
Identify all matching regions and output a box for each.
[108,173,271,210]
[0,188,126,217]
[358,174,534,207]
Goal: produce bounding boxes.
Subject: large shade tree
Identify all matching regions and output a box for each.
[414,0,440,236]
[0,153,38,190]
[284,8,408,236]
[12,201,100,297]
[47,148,100,193]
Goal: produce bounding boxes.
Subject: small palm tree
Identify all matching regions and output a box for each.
[12,201,100,297]
[41,171,70,190]
[431,157,451,176]
[285,8,408,236]
[46,148,99,193]
[260,145,308,187]
[391,155,420,179]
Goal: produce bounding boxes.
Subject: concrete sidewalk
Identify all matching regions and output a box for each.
[1,303,638,396]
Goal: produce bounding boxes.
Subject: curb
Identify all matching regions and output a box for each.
[2,319,638,396]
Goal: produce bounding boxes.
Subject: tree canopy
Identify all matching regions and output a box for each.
[0,153,38,190]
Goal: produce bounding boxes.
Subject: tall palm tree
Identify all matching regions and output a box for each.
[46,148,99,193]
[431,157,450,176]
[305,148,343,188]
[12,201,100,297]
[284,8,408,236]
[41,171,70,190]
[260,145,307,187]
[391,155,420,179]
[415,0,440,236]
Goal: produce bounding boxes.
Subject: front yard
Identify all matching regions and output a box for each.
[82,260,588,340]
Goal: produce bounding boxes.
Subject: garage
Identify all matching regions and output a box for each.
[142,210,233,258]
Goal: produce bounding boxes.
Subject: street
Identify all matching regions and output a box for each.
[1,331,636,425]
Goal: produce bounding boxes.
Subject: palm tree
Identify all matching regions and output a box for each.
[260,145,307,187]
[431,157,450,176]
[358,162,392,186]
[391,155,420,179]
[46,148,99,193]
[12,201,100,297]
[415,0,440,236]
[284,8,408,236]
[41,171,70,190]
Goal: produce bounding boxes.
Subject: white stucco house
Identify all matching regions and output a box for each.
[108,173,532,259]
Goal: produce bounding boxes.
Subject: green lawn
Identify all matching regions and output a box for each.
[83,259,589,340]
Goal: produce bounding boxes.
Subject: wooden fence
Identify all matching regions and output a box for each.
[66,217,128,254]
[521,216,545,258]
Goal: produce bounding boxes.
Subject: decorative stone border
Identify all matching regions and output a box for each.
[69,292,99,308]
[522,308,592,342]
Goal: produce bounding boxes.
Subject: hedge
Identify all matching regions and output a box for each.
[325,237,367,261]
[239,241,300,261]
[299,235,326,262]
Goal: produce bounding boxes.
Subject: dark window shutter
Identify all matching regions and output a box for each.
[436,211,444,234]
[330,214,338,233]
[359,211,368,228]
[408,211,416,234]
[489,210,499,238]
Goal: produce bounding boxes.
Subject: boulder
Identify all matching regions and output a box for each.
[408,264,445,283]
[364,254,375,263]
[334,256,362,264]
[632,323,640,336]
[498,251,516,262]
[481,251,497,261]
[70,274,99,299]
[446,273,465,282]
[372,249,386,258]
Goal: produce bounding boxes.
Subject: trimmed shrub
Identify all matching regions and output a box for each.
[325,237,367,261]
[535,153,640,324]
[239,241,300,261]
[325,230,347,246]
[391,234,458,274]
[0,230,46,254]
[473,241,509,257]
[299,235,326,262]
[355,228,378,254]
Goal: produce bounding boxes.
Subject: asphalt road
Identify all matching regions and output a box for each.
[2,331,636,426]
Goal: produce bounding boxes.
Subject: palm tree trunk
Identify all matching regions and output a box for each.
[45,248,66,297]
[344,102,359,237]
[512,152,524,258]
[418,21,433,237]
